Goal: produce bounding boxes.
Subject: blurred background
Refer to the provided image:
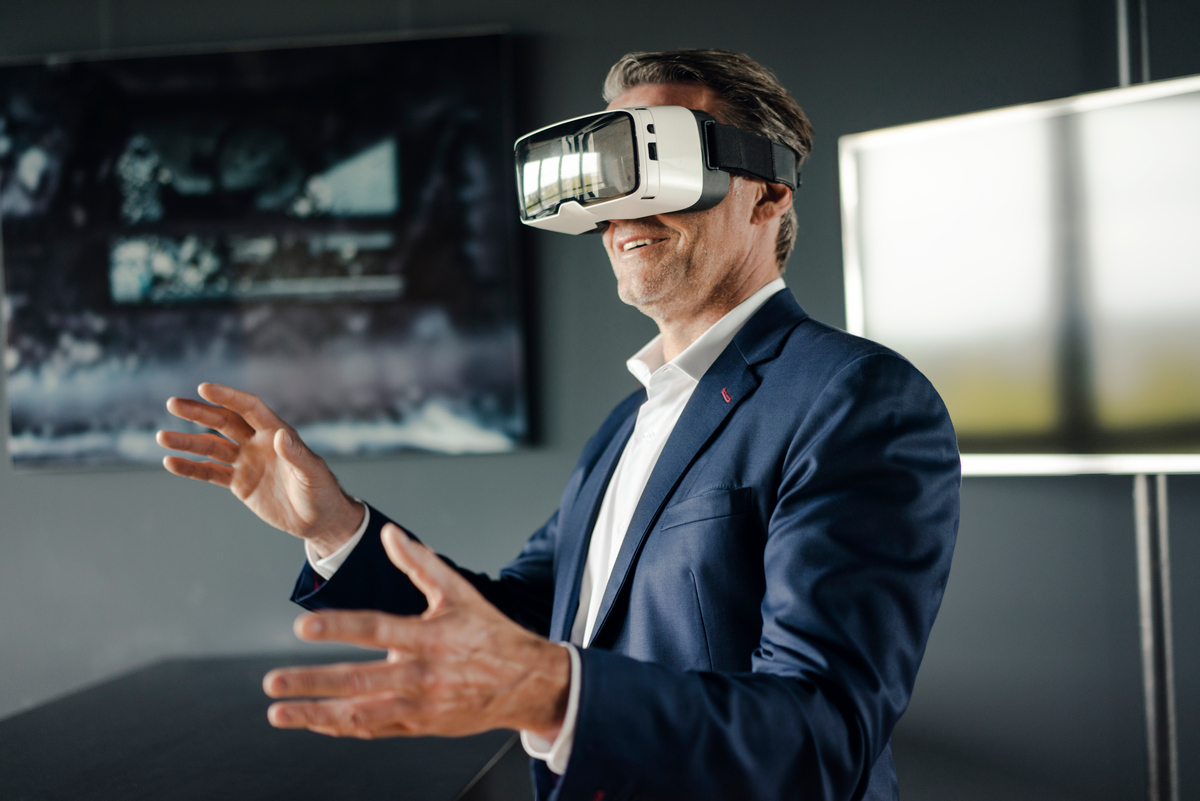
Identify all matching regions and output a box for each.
[1,1,1198,799]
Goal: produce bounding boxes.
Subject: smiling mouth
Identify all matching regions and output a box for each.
[622,238,666,252]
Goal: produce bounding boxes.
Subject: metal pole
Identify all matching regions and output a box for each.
[1134,474,1178,801]
[1117,0,1152,87]
[1117,0,1132,87]
[1138,0,1151,83]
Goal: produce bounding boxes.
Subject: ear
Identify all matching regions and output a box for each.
[749,179,793,227]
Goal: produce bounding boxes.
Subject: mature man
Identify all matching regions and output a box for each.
[160,50,959,801]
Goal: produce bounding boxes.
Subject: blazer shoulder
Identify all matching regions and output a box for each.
[779,316,916,377]
[768,317,957,443]
[737,290,905,377]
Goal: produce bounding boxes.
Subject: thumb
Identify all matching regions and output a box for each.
[381,523,459,613]
[274,428,324,481]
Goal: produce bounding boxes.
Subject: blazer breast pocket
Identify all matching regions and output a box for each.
[657,487,752,531]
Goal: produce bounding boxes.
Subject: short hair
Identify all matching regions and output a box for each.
[603,49,814,271]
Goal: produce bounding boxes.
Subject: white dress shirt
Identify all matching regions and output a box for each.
[307,278,788,775]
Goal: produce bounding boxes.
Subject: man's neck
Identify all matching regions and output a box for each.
[655,271,781,362]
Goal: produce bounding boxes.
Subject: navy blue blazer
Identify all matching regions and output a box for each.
[292,289,960,801]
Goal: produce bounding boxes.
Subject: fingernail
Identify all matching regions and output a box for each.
[283,431,294,449]
[307,618,324,634]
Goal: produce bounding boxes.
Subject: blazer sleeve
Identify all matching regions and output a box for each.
[288,389,644,636]
[291,503,561,637]
[556,352,961,801]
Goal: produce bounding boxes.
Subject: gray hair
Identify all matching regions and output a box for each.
[603,49,814,270]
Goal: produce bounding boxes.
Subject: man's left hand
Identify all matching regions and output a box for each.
[263,524,570,741]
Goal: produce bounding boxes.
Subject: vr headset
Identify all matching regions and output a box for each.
[514,106,802,234]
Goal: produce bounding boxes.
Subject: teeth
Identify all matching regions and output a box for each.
[623,239,658,252]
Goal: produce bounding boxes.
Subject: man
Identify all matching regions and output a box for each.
[159,50,959,801]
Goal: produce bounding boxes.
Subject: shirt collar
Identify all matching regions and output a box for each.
[627,277,787,390]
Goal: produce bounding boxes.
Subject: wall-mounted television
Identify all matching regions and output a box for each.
[840,74,1200,474]
[1,31,527,468]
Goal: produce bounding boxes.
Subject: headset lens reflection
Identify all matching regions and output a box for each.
[518,112,638,220]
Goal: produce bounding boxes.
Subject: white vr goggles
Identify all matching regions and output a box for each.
[514,106,802,234]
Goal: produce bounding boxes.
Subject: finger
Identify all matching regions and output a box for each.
[273,428,328,487]
[198,383,285,432]
[165,396,255,444]
[263,658,418,699]
[162,455,235,487]
[381,524,460,612]
[156,430,239,464]
[292,610,419,650]
[267,695,415,738]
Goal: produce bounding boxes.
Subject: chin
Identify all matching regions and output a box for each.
[618,285,677,319]
[615,264,666,300]
[615,269,657,302]
[615,283,648,309]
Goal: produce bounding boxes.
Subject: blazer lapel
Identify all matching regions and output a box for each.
[549,409,638,642]
[586,290,808,646]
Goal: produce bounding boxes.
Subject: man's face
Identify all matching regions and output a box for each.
[602,82,782,326]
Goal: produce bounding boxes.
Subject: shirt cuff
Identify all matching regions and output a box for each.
[519,642,581,775]
[304,500,370,580]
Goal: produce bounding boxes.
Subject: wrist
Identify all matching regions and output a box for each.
[306,494,366,559]
[513,638,570,741]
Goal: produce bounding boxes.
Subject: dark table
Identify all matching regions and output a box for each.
[0,653,532,801]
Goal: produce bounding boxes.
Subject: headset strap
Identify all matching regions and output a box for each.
[704,121,802,189]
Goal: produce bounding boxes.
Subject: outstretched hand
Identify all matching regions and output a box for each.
[263,524,570,740]
[157,383,363,556]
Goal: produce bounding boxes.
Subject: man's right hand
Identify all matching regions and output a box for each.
[157,383,365,558]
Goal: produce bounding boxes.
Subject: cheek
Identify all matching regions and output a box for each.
[714,191,758,250]
[689,184,749,245]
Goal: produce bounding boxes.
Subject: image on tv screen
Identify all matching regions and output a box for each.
[0,33,527,467]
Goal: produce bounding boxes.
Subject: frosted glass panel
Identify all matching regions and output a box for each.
[841,75,1200,454]
[1076,93,1200,432]
[855,118,1058,436]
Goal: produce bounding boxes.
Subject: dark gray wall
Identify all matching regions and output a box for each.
[1,1,1197,799]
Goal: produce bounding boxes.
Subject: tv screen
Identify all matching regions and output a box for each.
[840,75,1200,463]
[1,32,527,468]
